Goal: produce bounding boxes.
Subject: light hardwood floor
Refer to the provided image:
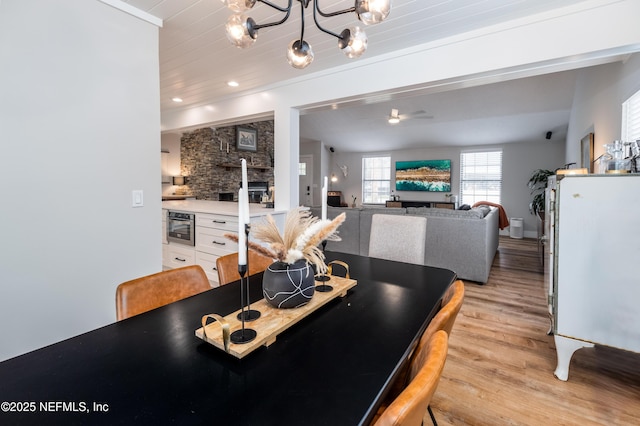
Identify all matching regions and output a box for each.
[429,236,640,426]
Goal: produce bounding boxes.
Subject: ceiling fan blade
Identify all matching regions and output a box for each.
[399,109,425,118]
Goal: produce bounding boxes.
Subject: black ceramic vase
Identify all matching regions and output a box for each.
[262,259,315,309]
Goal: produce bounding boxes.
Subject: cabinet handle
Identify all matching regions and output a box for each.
[213,220,226,224]
[212,267,218,271]
[212,240,226,246]
[174,257,186,262]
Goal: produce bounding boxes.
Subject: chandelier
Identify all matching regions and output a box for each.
[221,0,392,69]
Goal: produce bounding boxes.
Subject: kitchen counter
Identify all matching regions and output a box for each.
[162,199,286,217]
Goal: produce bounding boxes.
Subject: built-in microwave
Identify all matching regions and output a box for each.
[167,211,195,246]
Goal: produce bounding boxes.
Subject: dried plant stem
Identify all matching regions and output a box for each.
[224,233,279,260]
[224,208,346,273]
[305,213,345,249]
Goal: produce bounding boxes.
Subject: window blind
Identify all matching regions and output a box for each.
[622,89,640,142]
[459,150,502,206]
[362,156,391,204]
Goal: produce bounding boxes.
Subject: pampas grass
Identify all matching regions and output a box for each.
[225,207,345,274]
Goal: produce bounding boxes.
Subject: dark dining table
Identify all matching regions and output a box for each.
[0,252,456,426]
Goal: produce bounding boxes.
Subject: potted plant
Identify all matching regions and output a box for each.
[527,169,554,218]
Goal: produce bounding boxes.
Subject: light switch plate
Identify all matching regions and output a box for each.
[132,190,144,207]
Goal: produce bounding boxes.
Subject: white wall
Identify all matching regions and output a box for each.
[566,54,640,165]
[502,141,567,235]
[329,140,566,236]
[0,0,161,361]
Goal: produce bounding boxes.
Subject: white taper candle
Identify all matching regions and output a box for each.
[241,158,250,223]
[321,176,328,221]
[238,187,247,266]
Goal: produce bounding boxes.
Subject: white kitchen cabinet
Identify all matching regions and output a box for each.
[195,251,220,287]
[163,243,196,269]
[196,226,239,256]
[195,212,239,286]
[162,211,240,286]
[196,212,238,233]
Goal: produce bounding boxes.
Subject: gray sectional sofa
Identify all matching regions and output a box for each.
[311,205,499,283]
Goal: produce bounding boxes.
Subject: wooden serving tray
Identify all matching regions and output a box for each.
[195,275,357,359]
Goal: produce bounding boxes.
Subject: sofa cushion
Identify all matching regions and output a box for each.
[407,206,485,219]
[406,207,429,215]
[474,205,491,217]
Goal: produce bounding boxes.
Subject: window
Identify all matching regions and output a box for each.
[459,151,502,206]
[298,162,306,176]
[622,88,640,142]
[362,156,391,204]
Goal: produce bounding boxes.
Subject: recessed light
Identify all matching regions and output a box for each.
[171,97,183,103]
[227,81,239,87]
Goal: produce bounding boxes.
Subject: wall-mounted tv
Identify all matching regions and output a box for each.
[395,159,451,192]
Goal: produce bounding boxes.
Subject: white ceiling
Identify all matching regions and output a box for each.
[123,0,624,151]
[299,69,580,151]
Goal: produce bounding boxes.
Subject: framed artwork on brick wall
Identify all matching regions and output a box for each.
[236,126,257,152]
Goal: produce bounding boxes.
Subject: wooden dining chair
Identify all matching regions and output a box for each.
[115,265,211,321]
[373,330,449,426]
[368,214,427,265]
[216,251,273,286]
[384,280,465,425]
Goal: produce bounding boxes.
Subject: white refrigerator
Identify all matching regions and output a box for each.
[546,174,640,381]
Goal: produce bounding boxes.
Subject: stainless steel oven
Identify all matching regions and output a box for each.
[167,211,195,246]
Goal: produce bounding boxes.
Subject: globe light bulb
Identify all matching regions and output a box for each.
[339,27,368,59]
[221,0,256,13]
[355,0,392,25]
[286,40,314,69]
[225,14,256,48]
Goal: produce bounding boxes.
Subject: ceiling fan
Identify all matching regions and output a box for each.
[387,108,433,124]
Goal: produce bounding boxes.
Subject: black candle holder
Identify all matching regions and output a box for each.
[230,266,257,344]
[315,240,333,292]
[237,223,260,322]
[236,275,261,322]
